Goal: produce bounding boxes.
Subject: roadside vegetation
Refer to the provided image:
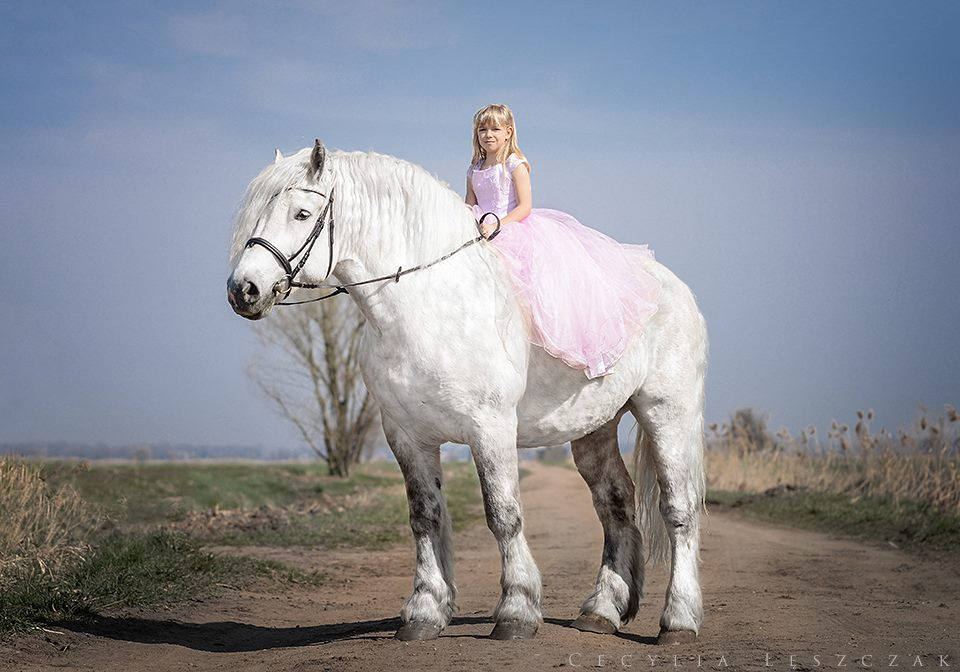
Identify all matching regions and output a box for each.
[0,457,484,635]
[705,405,960,551]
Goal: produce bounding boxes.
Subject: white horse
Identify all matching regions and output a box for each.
[227,141,708,643]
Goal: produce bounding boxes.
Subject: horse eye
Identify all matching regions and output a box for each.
[295,210,311,221]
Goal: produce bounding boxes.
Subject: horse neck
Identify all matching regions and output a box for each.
[329,155,485,326]
[331,154,478,272]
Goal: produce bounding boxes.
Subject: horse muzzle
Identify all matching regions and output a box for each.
[227,275,273,320]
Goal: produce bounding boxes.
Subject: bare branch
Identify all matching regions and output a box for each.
[249,300,380,476]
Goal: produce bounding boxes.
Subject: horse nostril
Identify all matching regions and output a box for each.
[244,281,260,300]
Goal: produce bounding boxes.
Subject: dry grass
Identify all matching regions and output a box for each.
[0,458,103,587]
[706,405,960,514]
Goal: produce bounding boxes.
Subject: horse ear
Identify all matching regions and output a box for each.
[274,148,283,163]
[311,139,326,177]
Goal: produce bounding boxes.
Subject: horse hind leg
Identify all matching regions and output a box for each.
[570,411,645,634]
[631,374,706,644]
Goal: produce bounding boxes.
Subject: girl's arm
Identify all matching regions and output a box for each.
[465,177,478,206]
[503,162,532,224]
[481,162,532,237]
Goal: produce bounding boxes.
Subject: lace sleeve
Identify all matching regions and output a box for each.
[506,154,528,173]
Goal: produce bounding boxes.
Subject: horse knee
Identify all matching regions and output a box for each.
[406,481,445,536]
[484,499,523,540]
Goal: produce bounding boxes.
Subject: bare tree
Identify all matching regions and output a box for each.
[249,300,380,476]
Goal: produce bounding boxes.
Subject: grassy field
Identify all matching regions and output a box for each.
[37,461,403,526]
[0,458,484,635]
[5,405,956,635]
[706,488,960,551]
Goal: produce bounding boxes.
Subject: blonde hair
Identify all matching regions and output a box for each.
[471,103,529,170]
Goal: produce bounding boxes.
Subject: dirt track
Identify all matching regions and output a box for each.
[3,463,958,671]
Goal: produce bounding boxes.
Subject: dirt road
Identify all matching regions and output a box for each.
[3,463,958,671]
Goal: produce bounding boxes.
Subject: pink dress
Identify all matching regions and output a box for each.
[469,154,661,378]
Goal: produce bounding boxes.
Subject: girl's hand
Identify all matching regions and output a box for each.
[477,212,502,240]
[480,219,498,238]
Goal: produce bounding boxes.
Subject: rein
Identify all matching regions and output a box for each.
[243,187,501,306]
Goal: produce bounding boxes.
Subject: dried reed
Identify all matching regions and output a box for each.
[706,405,960,514]
[0,458,103,586]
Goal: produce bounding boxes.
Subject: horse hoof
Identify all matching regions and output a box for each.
[657,629,698,645]
[395,622,442,641]
[571,612,619,634]
[489,620,539,640]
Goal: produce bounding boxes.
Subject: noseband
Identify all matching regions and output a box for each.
[242,185,501,306]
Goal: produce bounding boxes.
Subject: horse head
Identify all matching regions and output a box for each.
[227,140,336,319]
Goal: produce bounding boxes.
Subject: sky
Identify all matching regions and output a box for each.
[1,1,958,450]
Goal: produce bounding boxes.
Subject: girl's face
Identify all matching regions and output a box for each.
[477,123,512,158]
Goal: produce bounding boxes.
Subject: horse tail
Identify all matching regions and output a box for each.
[633,426,671,566]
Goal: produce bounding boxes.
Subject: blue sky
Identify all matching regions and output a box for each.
[1,1,958,448]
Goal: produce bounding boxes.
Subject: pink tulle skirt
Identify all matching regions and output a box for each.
[489,208,661,378]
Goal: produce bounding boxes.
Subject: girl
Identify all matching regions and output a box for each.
[466,103,661,378]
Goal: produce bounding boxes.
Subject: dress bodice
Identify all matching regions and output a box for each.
[467,154,527,217]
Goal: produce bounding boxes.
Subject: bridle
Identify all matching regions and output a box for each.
[243,187,339,303]
[242,186,501,306]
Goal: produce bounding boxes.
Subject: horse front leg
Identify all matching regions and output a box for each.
[384,417,457,641]
[469,415,543,639]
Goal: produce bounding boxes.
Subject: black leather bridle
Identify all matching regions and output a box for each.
[242,186,501,306]
[243,187,340,303]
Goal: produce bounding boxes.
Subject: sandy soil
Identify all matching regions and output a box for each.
[2,462,958,672]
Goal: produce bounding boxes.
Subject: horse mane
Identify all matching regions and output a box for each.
[229,148,313,264]
[230,148,476,270]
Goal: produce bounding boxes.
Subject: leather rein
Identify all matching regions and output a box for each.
[243,186,501,306]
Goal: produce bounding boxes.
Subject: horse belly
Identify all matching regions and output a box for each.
[358,323,528,445]
[515,345,644,448]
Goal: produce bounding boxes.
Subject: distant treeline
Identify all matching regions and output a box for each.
[0,442,316,461]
